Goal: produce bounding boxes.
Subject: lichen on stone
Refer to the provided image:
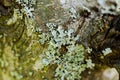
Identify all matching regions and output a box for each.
[2,0,120,80]
[16,0,36,18]
[60,0,120,15]
[35,23,95,80]
[102,48,112,56]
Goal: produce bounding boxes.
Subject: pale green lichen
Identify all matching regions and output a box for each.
[69,7,79,19]
[35,23,95,80]
[86,47,92,54]
[16,0,36,18]
[102,48,112,56]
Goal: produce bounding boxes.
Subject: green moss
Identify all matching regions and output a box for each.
[0,0,44,80]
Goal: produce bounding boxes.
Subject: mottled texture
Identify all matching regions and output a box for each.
[0,0,120,80]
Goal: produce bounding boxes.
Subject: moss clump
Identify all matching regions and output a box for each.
[0,0,43,80]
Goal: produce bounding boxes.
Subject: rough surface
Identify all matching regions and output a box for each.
[60,0,120,15]
[0,0,120,80]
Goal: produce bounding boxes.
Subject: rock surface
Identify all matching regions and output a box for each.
[0,0,120,80]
